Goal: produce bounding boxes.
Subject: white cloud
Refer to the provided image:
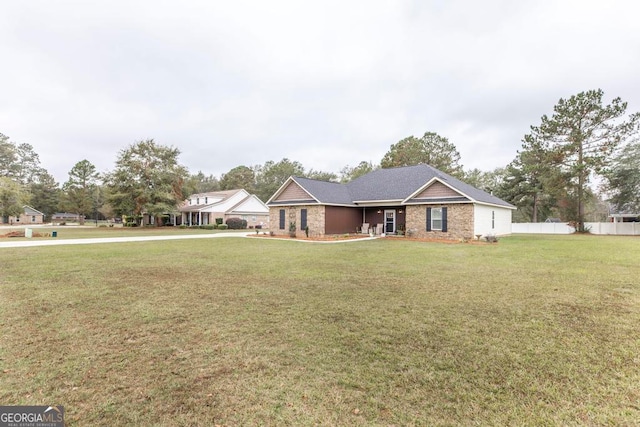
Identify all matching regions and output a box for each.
[1,0,639,183]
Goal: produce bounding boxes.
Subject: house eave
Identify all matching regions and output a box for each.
[474,201,518,210]
[353,199,403,207]
[268,200,319,206]
[231,210,270,215]
[404,198,471,205]
[268,201,357,208]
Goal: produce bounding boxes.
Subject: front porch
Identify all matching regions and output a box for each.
[359,207,407,235]
[181,211,215,226]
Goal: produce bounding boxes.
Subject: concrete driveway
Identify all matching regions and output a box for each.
[0,232,379,249]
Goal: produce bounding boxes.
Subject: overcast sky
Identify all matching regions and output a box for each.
[1,0,639,183]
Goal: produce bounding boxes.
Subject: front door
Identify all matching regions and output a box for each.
[384,209,396,234]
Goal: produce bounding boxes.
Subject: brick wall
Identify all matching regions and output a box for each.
[405,204,474,240]
[269,204,475,239]
[269,205,325,236]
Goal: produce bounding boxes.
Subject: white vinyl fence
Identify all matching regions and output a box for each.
[512,222,640,236]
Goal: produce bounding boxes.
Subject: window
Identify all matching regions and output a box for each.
[31,216,36,222]
[492,211,495,229]
[197,198,200,204]
[300,209,307,230]
[279,209,285,229]
[205,197,208,204]
[432,208,443,230]
[426,207,448,232]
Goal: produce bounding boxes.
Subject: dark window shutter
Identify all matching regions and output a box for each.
[279,209,285,229]
[300,209,307,230]
[442,207,448,232]
[426,207,432,231]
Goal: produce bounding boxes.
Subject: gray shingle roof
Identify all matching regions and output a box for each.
[291,177,356,205]
[282,164,514,208]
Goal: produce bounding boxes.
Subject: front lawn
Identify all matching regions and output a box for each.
[0,225,246,240]
[0,235,638,425]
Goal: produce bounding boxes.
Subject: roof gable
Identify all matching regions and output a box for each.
[267,177,355,206]
[228,195,269,214]
[271,179,316,203]
[23,205,44,215]
[180,189,257,212]
[414,180,461,199]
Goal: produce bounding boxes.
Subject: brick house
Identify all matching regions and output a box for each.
[266,164,515,240]
[1,205,45,225]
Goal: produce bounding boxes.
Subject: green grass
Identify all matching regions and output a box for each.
[1,234,639,425]
[0,225,246,240]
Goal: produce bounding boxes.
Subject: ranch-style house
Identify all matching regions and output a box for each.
[267,164,515,240]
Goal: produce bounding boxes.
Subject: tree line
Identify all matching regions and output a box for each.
[1,89,639,227]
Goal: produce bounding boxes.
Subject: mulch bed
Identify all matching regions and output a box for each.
[0,231,49,238]
[249,233,372,241]
[249,233,492,244]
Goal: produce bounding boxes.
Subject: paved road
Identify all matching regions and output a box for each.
[0,232,378,249]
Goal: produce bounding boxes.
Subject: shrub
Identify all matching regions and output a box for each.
[255,224,262,229]
[226,217,247,229]
[179,225,187,229]
[200,225,216,230]
[217,224,228,230]
[484,234,499,243]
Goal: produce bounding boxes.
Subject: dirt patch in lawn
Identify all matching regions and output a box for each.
[0,230,50,238]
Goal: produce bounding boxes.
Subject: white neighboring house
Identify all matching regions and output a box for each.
[179,189,269,228]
